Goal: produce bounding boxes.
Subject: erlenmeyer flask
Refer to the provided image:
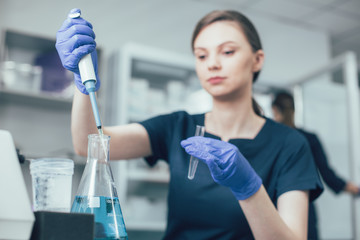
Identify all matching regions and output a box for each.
[71,134,128,240]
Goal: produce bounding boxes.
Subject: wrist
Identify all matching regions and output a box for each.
[74,73,100,95]
[231,174,262,200]
[74,74,89,95]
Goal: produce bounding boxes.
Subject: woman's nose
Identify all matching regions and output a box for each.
[207,54,221,71]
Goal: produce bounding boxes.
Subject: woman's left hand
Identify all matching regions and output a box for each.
[181,136,262,200]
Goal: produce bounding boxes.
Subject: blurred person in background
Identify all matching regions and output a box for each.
[272,91,360,240]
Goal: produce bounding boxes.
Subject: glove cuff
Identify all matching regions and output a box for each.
[231,174,262,201]
[74,73,100,95]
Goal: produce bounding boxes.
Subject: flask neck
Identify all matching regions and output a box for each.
[87,134,110,162]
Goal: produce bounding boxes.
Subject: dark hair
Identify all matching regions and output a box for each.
[272,91,295,126]
[272,91,295,112]
[191,10,263,82]
[192,10,264,116]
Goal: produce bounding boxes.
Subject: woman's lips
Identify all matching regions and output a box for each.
[208,76,225,84]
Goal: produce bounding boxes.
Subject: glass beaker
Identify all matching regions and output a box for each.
[71,134,128,240]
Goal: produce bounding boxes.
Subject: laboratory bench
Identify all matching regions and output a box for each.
[20,156,166,240]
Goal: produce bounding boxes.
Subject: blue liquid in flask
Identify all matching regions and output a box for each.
[72,195,128,240]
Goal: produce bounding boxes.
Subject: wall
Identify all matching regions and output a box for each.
[0,0,330,87]
[302,78,355,240]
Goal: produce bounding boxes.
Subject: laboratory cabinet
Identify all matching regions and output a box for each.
[0,29,88,208]
[0,29,102,158]
[0,29,77,157]
[0,29,102,99]
[0,29,75,98]
[106,43,205,232]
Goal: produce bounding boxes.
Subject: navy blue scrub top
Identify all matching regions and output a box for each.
[140,111,323,240]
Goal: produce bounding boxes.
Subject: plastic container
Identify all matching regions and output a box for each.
[30,158,74,212]
[0,61,43,92]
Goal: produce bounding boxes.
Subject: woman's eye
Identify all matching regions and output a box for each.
[197,55,206,60]
[224,50,235,55]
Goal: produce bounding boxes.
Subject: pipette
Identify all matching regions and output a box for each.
[69,9,108,160]
[69,10,103,136]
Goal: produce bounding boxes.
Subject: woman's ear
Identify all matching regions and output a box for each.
[252,49,265,72]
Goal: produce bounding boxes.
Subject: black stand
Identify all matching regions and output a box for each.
[30,211,94,240]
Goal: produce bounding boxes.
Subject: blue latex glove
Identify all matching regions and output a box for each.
[55,8,100,95]
[181,136,262,200]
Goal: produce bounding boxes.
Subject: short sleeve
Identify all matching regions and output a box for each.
[139,112,178,166]
[276,131,323,202]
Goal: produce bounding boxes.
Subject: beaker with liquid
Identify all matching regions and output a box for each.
[71,134,128,240]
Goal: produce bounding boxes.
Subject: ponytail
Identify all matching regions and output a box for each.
[252,97,263,116]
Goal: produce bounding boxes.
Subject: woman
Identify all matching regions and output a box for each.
[272,91,360,240]
[56,9,323,239]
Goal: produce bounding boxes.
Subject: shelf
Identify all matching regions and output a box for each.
[127,169,169,183]
[3,30,55,53]
[0,88,72,109]
[106,43,195,232]
[125,220,166,231]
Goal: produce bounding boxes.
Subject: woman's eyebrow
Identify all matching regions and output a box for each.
[219,41,237,46]
[194,41,238,51]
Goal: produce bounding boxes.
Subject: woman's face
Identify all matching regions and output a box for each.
[193,21,264,100]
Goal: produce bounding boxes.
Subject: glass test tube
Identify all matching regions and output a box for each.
[187,125,205,180]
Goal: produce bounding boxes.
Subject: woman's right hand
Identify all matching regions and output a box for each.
[344,182,360,195]
[55,8,100,95]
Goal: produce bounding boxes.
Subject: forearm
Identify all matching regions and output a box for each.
[240,185,307,240]
[71,88,99,156]
[318,163,346,193]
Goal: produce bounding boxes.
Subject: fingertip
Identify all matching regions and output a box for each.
[88,21,93,30]
[180,139,188,148]
[88,44,96,52]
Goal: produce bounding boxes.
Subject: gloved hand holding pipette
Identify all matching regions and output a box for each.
[55,8,100,95]
[181,136,262,200]
[56,8,103,133]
